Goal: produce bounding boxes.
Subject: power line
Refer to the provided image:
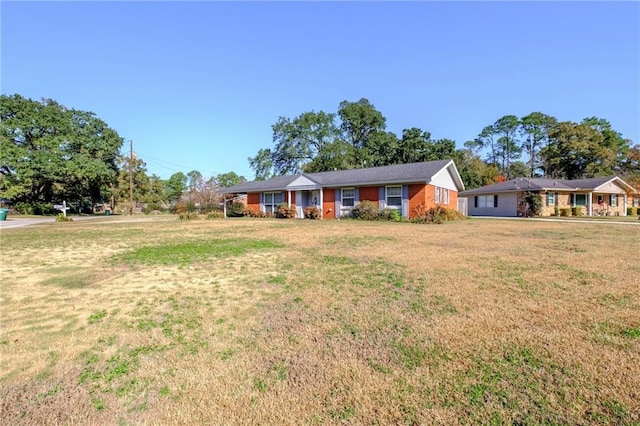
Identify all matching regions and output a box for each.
[136,151,220,176]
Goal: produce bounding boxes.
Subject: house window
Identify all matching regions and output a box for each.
[386,186,402,209]
[571,193,587,206]
[610,194,617,207]
[546,192,556,206]
[341,188,355,208]
[264,192,284,214]
[435,187,450,205]
[476,195,497,208]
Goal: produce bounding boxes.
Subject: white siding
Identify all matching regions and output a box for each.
[594,181,626,194]
[430,168,458,191]
[287,176,319,191]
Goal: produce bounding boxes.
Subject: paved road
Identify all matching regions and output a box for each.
[0,215,107,230]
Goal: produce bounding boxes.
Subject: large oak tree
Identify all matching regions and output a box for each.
[1,94,123,207]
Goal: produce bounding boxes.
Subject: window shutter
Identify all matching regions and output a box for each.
[474,196,478,208]
[493,195,498,208]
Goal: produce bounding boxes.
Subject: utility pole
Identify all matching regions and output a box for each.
[129,139,134,215]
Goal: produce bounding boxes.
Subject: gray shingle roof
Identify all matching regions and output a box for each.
[459,176,635,196]
[221,175,299,193]
[222,160,457,193]
[308,160,452,187]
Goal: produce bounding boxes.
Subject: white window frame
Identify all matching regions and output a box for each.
[572,193,587,207]
[546,192,556,206]
[264,192,284,214]
[386,185,402,209]
[341,188,355,209]
[435,187,450,205]
[610,194,617,207]
[477,195,496,208]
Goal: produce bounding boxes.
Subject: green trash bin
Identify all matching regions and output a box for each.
[105,210,111,216]
[0,209,8,221]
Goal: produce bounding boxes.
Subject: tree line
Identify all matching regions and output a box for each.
[249,98,639,189]
[2,94,638,215]
[0,94,245,214]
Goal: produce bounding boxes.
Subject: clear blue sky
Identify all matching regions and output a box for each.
[2,1,638,180]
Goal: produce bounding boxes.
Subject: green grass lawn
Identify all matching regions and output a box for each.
[1,217,638,424]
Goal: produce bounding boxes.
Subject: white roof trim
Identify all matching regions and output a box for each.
[286,175,322,191]
[592,177,637,193]
[429,160,465,191]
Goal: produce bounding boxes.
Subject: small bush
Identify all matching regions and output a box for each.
[15,202,56,215]
[275,202,295,219]
[559,208,571,217]
[379,208,402,222]
[178,212,199,220]
[351,200,379,221]
[244,209,272,218]
[242,207,260,218]
[553,206,559,217]
[304,206,321,219]
[525,192,543,217]
[571,207,583,217]
[411,205,463,224]
[199,203,219,214]
[55,214,73,222]
[411,203,429,218]
[142,202,165,215]
[226,202,246,217]
[206,210,224,219]
[627,207,635,216]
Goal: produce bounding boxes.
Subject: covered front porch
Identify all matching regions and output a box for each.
[285,175,323,219]
[539,191,630,216]
[286,189,322,219]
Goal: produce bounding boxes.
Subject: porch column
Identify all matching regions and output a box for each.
[223,193,227,218]
[588,192,593,216]
[319,188,323,219]
[288,191,291,208]
[624,194,628,215]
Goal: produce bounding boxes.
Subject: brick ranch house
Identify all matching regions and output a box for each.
[459,176,639,217]
[222,160,466,219]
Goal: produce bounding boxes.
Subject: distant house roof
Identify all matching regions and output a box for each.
[223,160,465,193]
[459,176,637,196]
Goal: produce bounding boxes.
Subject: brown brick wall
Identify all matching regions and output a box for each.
[408,184,427,218]
[449,190,458,209]
[359,186,379,205]
[539,192,630,216]
[247,193,260,212]
[408,184,460,218]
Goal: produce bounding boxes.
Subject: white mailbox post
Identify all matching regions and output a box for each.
[54,201,69,217]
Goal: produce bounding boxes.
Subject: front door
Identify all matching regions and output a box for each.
[295,191,317,218]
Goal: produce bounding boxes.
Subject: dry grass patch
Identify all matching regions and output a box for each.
[0,217,638,424]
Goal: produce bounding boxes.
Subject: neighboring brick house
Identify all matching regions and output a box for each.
[459,176,638,217]
[222,160,465,219]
